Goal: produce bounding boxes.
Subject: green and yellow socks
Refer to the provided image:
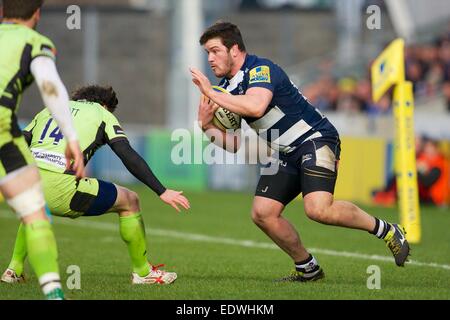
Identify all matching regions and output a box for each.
[8,223,27,277]
[9,213,150,297]
[119,213,151,277]
[24,220,63,299]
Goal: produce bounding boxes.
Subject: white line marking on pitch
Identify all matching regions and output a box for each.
[1,211,449,271]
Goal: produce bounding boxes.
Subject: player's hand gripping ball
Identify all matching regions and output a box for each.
[211,86,241,131]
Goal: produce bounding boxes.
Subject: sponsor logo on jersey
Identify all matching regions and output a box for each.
[249,66,271,84]
[31,148,66,169]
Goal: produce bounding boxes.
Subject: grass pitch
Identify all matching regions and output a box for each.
[1,187,449,300]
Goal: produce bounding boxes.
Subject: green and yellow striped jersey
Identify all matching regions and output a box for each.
[24,100,128,173]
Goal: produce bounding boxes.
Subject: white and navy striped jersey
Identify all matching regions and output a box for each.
[218,54,338,153]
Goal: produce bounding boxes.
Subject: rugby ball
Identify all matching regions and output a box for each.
[211,86,241,131]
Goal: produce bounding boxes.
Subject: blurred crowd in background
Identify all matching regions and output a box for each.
[304,22,450,115]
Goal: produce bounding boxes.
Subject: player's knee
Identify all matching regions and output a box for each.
[304,202,335,225]
[251,205,271,226]
[127,190,140,213]
[6,182,46,219]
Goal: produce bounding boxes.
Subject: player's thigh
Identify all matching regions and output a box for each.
[254,159,302,215]
[300,137,340,198]
[0,137,47,219]
[299,137,340,215]
[0,137,37,197]
[0,165,40,197]
[0,166,48,221]
[42,172,118,219]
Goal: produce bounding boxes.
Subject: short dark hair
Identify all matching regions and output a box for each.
[3,0,43,20]
[200,21,246,52]
[71,85,119,113]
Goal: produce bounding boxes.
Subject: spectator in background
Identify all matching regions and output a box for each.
[406,59,426,96]
[425,61,444,96]
[373,136,449,207]
[443,82,450,112]
[440,39,450,112]
[354,78,391,115]
[438,20,450,43]
[336,77,362,112]
[416,137,449,206]
[313,75,338,111]
[366,94,391,116]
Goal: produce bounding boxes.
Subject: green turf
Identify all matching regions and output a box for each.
[1,187,449,300]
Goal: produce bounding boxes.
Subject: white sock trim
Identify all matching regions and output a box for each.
[376,220,386,238]
[301,268,322,279]
[296,256,319,273]
[39,272,61,295]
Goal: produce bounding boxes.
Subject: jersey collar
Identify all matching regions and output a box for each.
[241,54,257,73]
[222,54,256,88]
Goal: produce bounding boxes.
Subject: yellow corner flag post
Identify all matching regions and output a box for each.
[371,38,421,243]
[393,82,421,243]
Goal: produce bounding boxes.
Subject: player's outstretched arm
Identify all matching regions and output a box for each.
[110,140,190,212]
[30,56,85,178]
[198,94,241,153]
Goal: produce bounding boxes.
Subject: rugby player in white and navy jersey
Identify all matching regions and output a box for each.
[190,21,410,282]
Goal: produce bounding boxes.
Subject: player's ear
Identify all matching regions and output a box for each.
[230,44,239,58]
[32,8,41,25]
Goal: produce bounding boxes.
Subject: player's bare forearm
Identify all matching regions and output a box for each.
[202,123,241,153]
[190,67,271,117]
[207,90,267,118]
